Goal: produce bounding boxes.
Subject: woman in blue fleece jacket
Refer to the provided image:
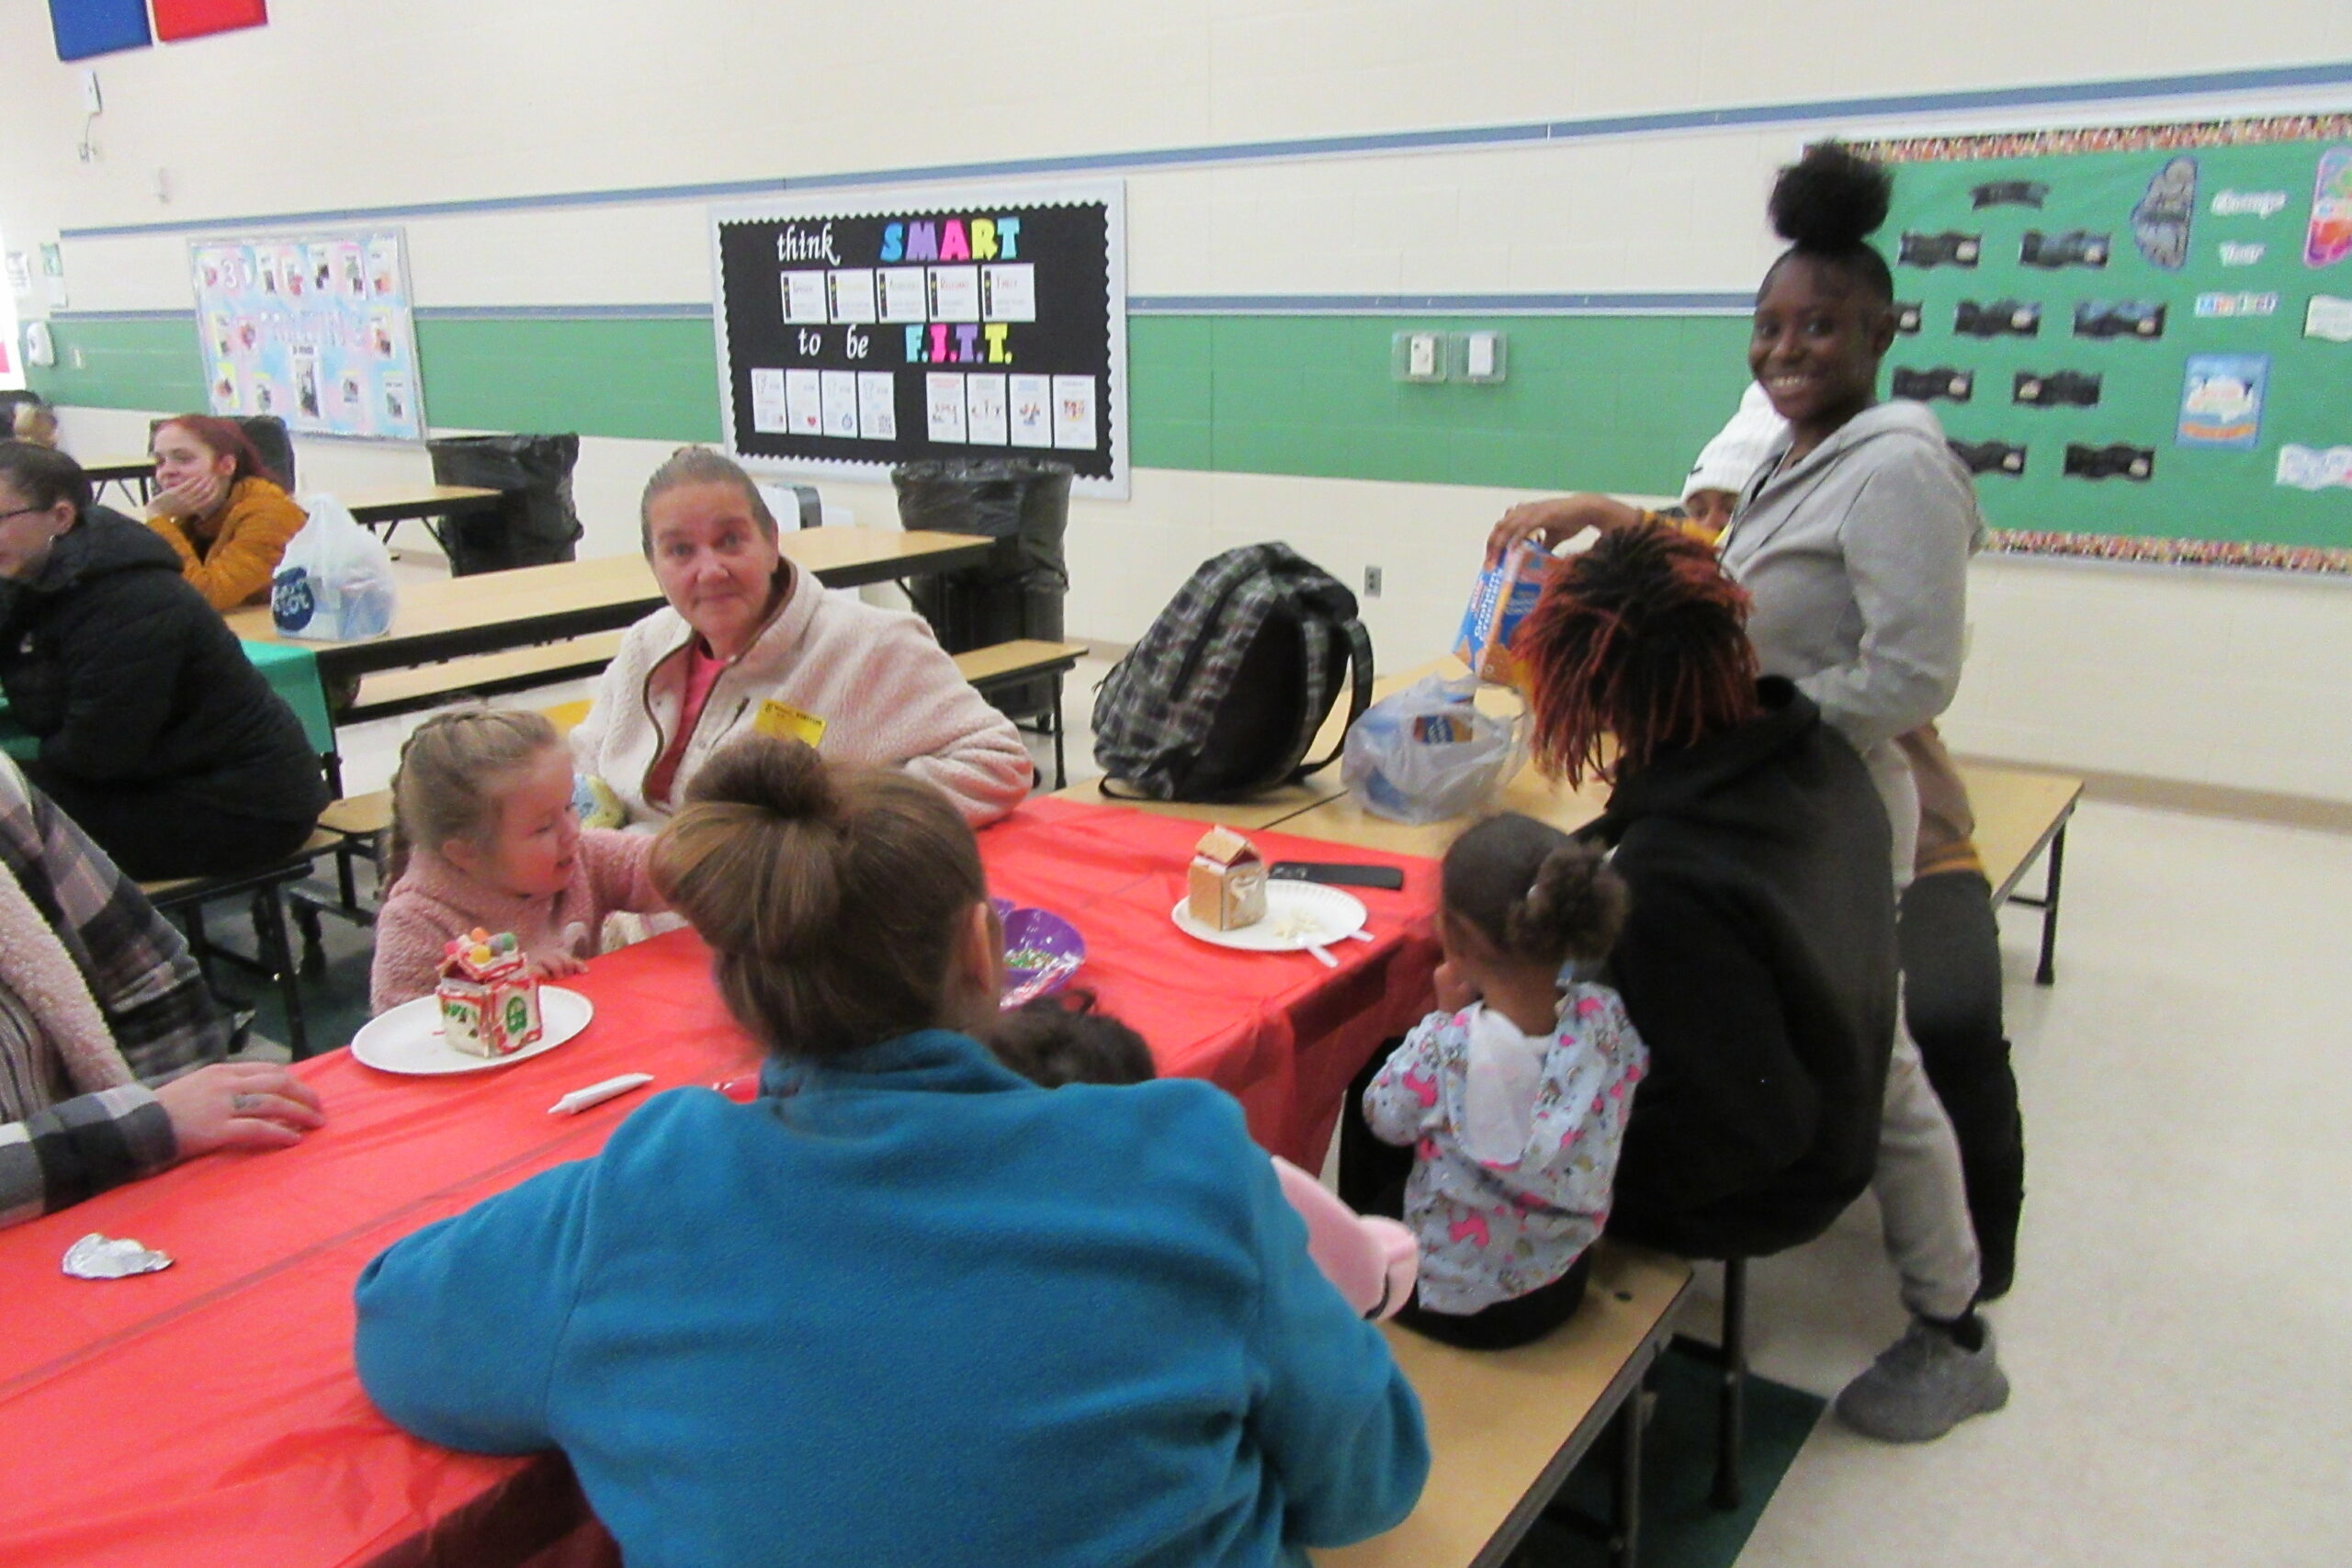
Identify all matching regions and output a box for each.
[355,734,1427,1568]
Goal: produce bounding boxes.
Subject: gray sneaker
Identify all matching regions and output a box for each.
[1834,1319,2010,1442]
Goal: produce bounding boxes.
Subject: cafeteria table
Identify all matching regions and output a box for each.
[0,795,1442,1566]
[76,455,155,507]
[224,526,996,681]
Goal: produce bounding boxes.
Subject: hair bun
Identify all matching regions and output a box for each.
[1508,840,1629,962]
[1769,142,1893,251]
[684,732,835,819]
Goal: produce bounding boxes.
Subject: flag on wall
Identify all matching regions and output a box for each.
[152,0,268,43]
[48,0,153,61]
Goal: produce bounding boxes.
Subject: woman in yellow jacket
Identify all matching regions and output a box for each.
[143,414,307,611]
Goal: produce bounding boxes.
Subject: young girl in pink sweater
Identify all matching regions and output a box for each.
[368,710,668,1012]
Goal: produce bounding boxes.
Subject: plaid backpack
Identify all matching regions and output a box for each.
[1092,543,1374,801]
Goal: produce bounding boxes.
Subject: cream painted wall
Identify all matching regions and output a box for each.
[6,5,2351,802]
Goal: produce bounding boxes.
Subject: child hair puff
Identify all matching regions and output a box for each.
[1441,813,1628,972]
[979,991,1157,1089]
[385,708,561,885]
[651,734,986,1061]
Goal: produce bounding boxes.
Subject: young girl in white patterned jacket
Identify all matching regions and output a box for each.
[1348,812,1646,1349]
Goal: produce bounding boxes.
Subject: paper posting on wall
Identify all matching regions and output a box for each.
[782,369,823,435]
[2306,295,2352,342]
[2194,291,2278,317]
[827,270,876,324]
[879,267,928,322]
[335,242,366,299]
[926,374,968,442]
[782,272,829,325]
[928,266,980,322]
[966,374,1010,445]
[2176,354,2268,449]
[2306,147,2352,268]
[820,370,859,439]
[857,372,897,439]
[292,344,321,419]
[380,374,411,428]
[745,369,789,434]
[981,264,1036,321]
[1009,374,1052,446]
[1052,375,1096,450]
[368,239,401,297]
[2274,445,2352,490]
[8,253,32,293]
[2218,242,2266,266]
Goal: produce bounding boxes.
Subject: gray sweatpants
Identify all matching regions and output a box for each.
[1861,741,1984,1321]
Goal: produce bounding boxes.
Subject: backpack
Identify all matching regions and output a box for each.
[1092,543,1374,802]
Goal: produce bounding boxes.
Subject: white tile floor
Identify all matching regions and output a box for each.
[345,607,2351,1565]
[1732,802,2352,1568]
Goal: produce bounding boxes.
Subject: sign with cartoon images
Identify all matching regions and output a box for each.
[187,228,424,441]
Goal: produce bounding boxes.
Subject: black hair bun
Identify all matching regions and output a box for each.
[1770,142,1893,251]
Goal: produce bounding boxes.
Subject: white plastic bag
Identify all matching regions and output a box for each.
[1341,674,1524,825]
[271,495,397,640]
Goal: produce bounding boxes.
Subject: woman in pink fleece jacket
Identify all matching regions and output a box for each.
[568,448,1033,829]
[369,710,668,1013]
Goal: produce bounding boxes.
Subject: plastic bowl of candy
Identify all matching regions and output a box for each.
[1001,906,1085,997]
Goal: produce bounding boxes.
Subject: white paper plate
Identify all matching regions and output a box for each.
[350,987,594,1076]
[1170,882,1368,953]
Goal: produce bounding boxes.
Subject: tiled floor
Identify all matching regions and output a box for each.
[334,592,2348,1565]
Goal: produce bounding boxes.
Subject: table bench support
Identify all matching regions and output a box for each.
[2001,823,2067,986]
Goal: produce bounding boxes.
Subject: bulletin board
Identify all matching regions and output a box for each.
[187,230,426,442]
[709,180,1128,498]
[1854,117,2352,573]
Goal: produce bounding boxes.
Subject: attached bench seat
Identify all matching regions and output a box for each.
[1317,1243,1691,1568]
[345,630,627,723]
[142,827,346,1060]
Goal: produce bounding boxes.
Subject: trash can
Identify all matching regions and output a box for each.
[890,458,1073,718]
[427,433,584,575]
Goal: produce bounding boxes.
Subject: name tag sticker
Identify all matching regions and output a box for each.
[752,700,827,747]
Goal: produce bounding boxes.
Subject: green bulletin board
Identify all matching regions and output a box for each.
[1856,117,2352,572]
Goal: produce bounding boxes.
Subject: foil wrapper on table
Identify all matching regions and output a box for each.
[62,1233,175,1280]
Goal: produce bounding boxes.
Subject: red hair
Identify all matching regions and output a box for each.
[152,413,278,487]
[1514,523,1762,787]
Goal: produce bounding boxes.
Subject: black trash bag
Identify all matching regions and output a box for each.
[890,459,1072,717]
[428,433,584,575]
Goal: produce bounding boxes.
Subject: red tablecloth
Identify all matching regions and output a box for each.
[0,796,1438,1566]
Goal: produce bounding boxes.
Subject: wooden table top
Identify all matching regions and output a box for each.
[1314,1243,1690,1568]
[228,526,996,676]
[78,454,155,481]
[336,483,505,522]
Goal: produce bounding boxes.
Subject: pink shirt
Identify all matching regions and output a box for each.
[642,638,728,808]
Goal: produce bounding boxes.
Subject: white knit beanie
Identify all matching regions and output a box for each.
[1681,381,1788,502]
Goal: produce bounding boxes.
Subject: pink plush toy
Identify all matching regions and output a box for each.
[1270,1156,1419,1320]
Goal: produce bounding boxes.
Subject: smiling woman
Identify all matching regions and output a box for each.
[568,447,1033,827]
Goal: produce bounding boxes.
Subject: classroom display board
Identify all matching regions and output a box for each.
[187,230,426,441]
[1856,117,2352,573]
[709,181,1127,498]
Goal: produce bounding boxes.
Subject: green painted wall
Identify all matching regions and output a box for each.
[32,311,1753,495]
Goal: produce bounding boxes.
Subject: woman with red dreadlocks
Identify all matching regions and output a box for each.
[1516,523,2008,1445]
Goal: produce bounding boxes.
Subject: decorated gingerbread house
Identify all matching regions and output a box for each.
[436,929,545,1058]
[1187,826,1268,932]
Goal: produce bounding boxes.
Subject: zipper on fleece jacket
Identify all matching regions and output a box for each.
[634,629,756,807]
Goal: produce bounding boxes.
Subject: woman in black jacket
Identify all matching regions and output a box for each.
[1516,524,2007,1444]
[0,442,325,880]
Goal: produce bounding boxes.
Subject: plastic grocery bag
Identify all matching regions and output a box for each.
[271,495,397,640]
[1341,674,1524,825]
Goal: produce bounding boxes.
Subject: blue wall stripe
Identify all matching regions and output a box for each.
[59,61,2352,243]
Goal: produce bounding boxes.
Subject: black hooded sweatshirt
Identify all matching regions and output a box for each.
[0,505,326,826]
[1586,678,1898,1259]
